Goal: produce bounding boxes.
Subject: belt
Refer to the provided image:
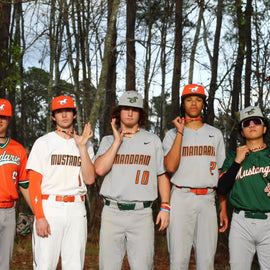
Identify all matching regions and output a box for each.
[0,201,15,208]
[234,209,268,220]
[42,194,85,202]
[175,185,215,195]
[104,199,152,211]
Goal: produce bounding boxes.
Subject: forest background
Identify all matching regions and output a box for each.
[0,0,270,268]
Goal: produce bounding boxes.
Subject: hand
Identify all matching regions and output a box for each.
[172,117,185,134]
[219,209,229,233]
[111,118,124,144]
[36,218,51,237]
[156,210,170,231]
[74,122,93,147]
[235,145,249,164]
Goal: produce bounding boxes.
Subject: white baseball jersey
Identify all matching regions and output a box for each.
[163,124,225,188]
[96,129,165,202]
[26,131,94,195]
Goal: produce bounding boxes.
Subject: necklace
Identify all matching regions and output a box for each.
[57,129,77,135]
[183,118,202,121]
[248,143,266,152]
[120,126,141,135]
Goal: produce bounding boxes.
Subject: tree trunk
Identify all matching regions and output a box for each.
[89,0,120,133]
[0,2,11,97]
[171,0,182,120]
[207,0,223,125]
[188,0,204,84]
[229,0,247,152]
[126,0,136,90]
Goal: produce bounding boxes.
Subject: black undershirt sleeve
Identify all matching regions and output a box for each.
[217,161,241,195]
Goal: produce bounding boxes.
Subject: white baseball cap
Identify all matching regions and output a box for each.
[240,106,264,122]
[118,90,143,109]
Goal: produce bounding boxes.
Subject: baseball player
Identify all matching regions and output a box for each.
[218,106,270,270]
[163,84,228,270]
[27,95,95,270]
[95,90,170,270]
[0,99,32,270]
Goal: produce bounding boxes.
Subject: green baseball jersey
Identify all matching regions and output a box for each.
[220,146,270,212]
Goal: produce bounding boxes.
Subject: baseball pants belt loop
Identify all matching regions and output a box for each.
[41,194,85,202]
[234,209,268,220]
[174,185,214,195]
[0,201,15,208]
[104,198,152,210]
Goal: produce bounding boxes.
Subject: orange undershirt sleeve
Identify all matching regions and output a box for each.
[29,170,45,220]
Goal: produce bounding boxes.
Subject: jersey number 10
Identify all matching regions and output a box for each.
[135,170,150,185]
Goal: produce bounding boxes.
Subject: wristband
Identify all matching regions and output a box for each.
[160,207,170,213]
[177,131,184,136]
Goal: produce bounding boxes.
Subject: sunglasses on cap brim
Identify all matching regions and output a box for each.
[241,118,264,128]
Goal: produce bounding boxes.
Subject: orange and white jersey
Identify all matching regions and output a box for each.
[0,138,28,202]
[26,132,94,196]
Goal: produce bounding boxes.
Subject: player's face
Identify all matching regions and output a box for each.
[52,108,76,130]
[0,116,10,135]
[120,106,140,129]
[241,118,266,139]
[183,95,204,119]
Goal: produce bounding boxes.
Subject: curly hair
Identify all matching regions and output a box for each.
[111,106,148,127]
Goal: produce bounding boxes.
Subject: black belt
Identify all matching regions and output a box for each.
[104,199,152,210]
[234,209,268,220]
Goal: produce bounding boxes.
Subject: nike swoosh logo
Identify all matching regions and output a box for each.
[144,142,151,145]
[209,135,214,138]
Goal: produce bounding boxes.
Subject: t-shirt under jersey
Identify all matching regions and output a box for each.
[220,146,270,212]
[26,132,94,196]
[163,124,225,188]
[96,129,166,202]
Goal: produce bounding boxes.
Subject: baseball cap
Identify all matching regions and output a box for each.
[240,106,265,122]
[181,84,206,99]
[118,90,143,109]
[51,95,75,111]
[0,99,12,117]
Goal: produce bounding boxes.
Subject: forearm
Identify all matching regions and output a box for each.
[95,140,121,176]
[164,133,183,173]
[19,186,33,212]
[29,170,45,220]
[217,162,240,195]
[158,174,171,203]
[78,146,95,185]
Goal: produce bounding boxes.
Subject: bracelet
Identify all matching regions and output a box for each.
[177,130,184,136]
[161,201,170,204]
[160,207,170,213]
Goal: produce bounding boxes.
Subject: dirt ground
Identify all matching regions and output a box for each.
[10,231,232,270]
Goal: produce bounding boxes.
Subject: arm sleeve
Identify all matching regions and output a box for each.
[217,161,241,195]
[29,170,45,220]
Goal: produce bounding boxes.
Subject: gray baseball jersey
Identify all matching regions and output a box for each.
[163,123,225,270]
[96,129,165,202]
[163,124,225,187]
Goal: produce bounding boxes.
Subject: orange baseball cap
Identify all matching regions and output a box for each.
[51,95,75,111]
[181,84,206,99]
[0,99,12,117]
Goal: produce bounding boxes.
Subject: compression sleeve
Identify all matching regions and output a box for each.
[217,161,241,195]
[29,170,45,220]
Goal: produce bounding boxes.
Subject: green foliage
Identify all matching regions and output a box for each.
[0,43,22,93]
